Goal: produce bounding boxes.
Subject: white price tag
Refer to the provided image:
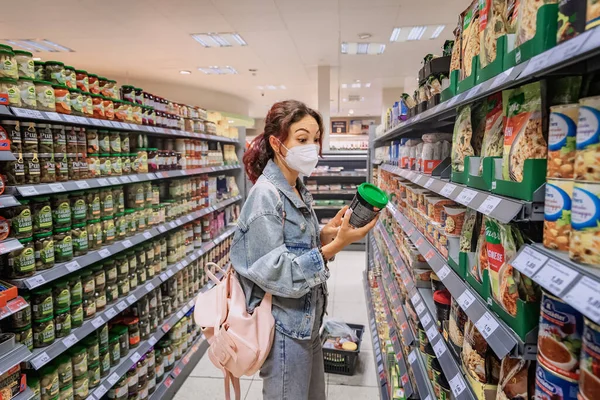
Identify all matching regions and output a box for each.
[521,53,550,77]
[534,259,579,296]
[440,183,457,198]
[457,290,476,310]
[101,120,112,128]
[378,364,384,373]
[449,374,467,397]
[376,354,382,363]
[167,269,174,278]
[426,324,439,340]
[424,178,434,189]
[477,196,501,215]
[109,177,121,185]
[49,183,65,193]
[62,114,79,123]
[19,186,39,196]
[158,225,167,233]
[511,246,548,277]
[145,282,154,292]
[411,293,420,305]
[437,265,451,280]
[116,301,127,311]
[415,302,426,316]
[148,336,158,346]
[564,277,600,324]
[475,312,500,339]
[111,121,122,128]
[98,248,111,258]
[456,188,478,205]
[45,112,63,121]
[122,240,133,248]
[97,178,109,186]
[490,67,514,90]
[421,313,432,327]
[126,294,137,304]
[465,84,484,100]
[433,339,447,357]
[447,94,463,108]
[130,352,142,363]
[143,231,152,239]
[62,334,78,349]
[75,180,90,189]
[169,221,176,229]
[130,175,139,182]
[27,274,46,288]
[107,373,120,385]
[13,108,44,119]
[105,307,117,319]
[176,218,183,225]
[407,350,417,364]
[90,118,103,126]
[91,316,105,328]
[177,311,184,319]
[159,273,168,281]
[65,261,80,272]
[120,176,131,183]
[31,352,51,368]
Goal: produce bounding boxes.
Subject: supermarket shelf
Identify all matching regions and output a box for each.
[374,27,600,144]
[0,344,31,377]
[26,225,236,370]
[154,164,240,178]
[381,164,544,223]
[0,151,16,161]
[2,106,240,144]
[312,190,355,195]
[0,238,23,256]
[510,244,600,325]
[311,171,367,178]
[10,196,241,290]
[13,387,35,400]
[0,296,29,321]
[386,202,533,360]
[363,272,390,400]
[150,336,210,400]
[0,195,20,209]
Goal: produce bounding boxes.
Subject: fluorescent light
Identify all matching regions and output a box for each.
[41,40,72,52]
[357,43,369,54]
[179,70,192,75]
[365,83,371,88]
[257,86,264,90]
[279,85,286,90]
[390,28,401,42]
[198,66,238,75]
[408,26,427,41]
[266,85,277,90]
[3,39,73,52]
[191,35,211,47]
[351,83,361,89]
[341,83,347,89]
[257,84,286,90]
[389,25,447,42]
[349,109,354,115]
[341,42,349,54]
[341,42,386,55]
[342,98,347,102]
[430,25,446,39]
[190,32,247,48]
[32,57,41,61]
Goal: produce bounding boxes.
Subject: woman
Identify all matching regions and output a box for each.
[230,100,377,400]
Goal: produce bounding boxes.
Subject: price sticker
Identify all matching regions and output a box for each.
[174,366,182,376]
[176,218,183,225]
[75,180,90,189]
[457,290,476,310]
[534,259,579,296]
[127,294,137,304]
[97,178,109,186]
[491,67,514,90]
[130,352,142,363]
[90,118,103,126]
[98,248,111,258]
[49,183,65,193]
[167,269,174,278]
[564,277,600,324]
[411,293,420,305]
[120,176,131,183]
[437,265,451,280]
[511,246,548,277]
[440,183,457,198]
[424,178,435,189]
[177,310,184,319]
[100,119,112,127]
[145,282,154,292]
[111,121,122,128]
[45,112,63,121]
[94,386,108,399]
[406,226,415,236]
[62,114,79,123]
[91,316,105,328]
[421,313,432,327]
[13,108,45,119]
[160,273,168,281]
[130,175,139,182]
[449,374,467,397]
[465,84,484,100]
[122,240,133,248]
[477,195,501,215]
[426,325,439,340]
[65,260,80,272]
[162,323,171,332]
[143,231,152,240]
[62,334,78,349]
[107,373,120,385]
[116,301,127,311]
[425,249,435,262]
[109,177,121,185]
[26,274,46,289]
[105,307,117,319]
[456,188,478,205]
[158,225,167,233]
[475,312,500,339]
[148,336,157,346]
[415,237,424,247]
[169,221,176,229]
[408,350,417,364]
[415,301,426,316]
[19,186,39,196]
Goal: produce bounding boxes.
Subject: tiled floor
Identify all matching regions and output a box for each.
[174,251,380,400]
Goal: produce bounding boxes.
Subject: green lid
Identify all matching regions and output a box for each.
[115,212,124,217]
[148,147,158,151]
[356,183,388,209]
[52,84,69,90]
[13,50,33,57]
[45,61,64,66]
[34,61,45,66]
[19,199,30,205]
[39,363,57,374]
[34,80,53,85]
[88,74,98,78]
[122,85,135,89]
[18,77,34,82]
[0,49,15,56]
[101,216,113,221]
[83,335,98,346]
[68,88,82,93]
[125,209,135,214]
[0,44,13,51]
[33,231,53,239]
[135,207,144,211]
[55,279,68,287]
[74,69,87,74]
[72,223,86,228]
[108,79,117,83]
[79,270,92,277]
[89,153,99,157]
[54,227,72,233]
[18,237,33,244]
[108,334,119,343]
[65,66,74,70]
[0,78,17,85]
[109,153,120,156]
[13,324,31,332]
[81,91,92,96]
[32,286,51,294]
[98,76,107,81]
[56,307,70,315]
[134,87,142,91]
[100,153,110,157]
[91,264,103,271]
[88,219,100,223]
[110,325,128,335]
[34,315,54,323]
[91,93,103,98]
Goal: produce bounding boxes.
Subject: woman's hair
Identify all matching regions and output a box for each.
[243,100,323,183]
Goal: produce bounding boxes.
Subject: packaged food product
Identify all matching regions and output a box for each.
[452,105,475,172]
[33,61,45,80]
[548,104,578,179]
[543,179,573,251]
[479,0,507,68]
[55,308,71,338]
[40,364,60,399]
[460,209,481,253]
[579,318,600,399]
[14,50,34,78]
[88,74,99,94]
[92,94,104,119]
[535,360,579,400]
[575,96,600,181]
[45,61,66,85]
[80,91,92,116]
[479,93,504,172]
[11,295,31,329]
[502,81,547,182]
[71,301,83,328]
[347,183,388,228]
[103,97,114,120]
[33,315,55,348]
[54,84,71,114]
[75,70,88,92]
[0,77,19,106]
[461,1,480,78]
[462,318,501,384]
[18,77,36,109]
[37,125,53,152]
[34,231,54,270]
[73,375,89,400]
[570,181,600,265]
[34,80,56,112]
[558,0,586,42]
[68,88,84,116]
[496,357,535,400]
[52,125,67,153]
[54,227,73,262]
[0,48,17,79]
[64,66,76,89]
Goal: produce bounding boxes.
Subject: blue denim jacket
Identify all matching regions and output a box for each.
[230,160,329,340]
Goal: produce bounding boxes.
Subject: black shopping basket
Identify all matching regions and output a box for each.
[321,323,365,375]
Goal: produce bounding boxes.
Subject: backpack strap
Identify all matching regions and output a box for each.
[223,370,241,400]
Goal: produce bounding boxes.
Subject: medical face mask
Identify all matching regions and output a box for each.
[277,140,320,177]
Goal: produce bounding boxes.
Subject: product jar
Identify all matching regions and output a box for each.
[53,84,71,114]
[45,61,66,85]
[68,88,84,116]
[33,231,55,270]
[348,183,388,228]
[53,227,73,262]
[75,70,88,92]
[71,223,88,256]
[14,50,34,78]
[91,94,104,119]
[34,80,56,111]
[33,315,55,348]
[18,77,36,109]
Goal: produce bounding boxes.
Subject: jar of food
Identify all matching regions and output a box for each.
[53,227,73,262]
[123,317,140,348]
[100,346,110,377]
[107,131,121,153]
[139,317,150,341]
[91,94,104,119]
[90,264,105,290]
[14,324,33,350]
[103,97,114,120]
[70,301,83,328]
[86,153,100,177]
[39,153,56,184]
[136,207,146,231]
[54,308,71,338]
[0,47,17,78]
[34,80,55,111]
[0,78,20,106]
[126,365,139,395]
[52,194,71,228]
[56,354,73,388]
[33,315,55,348]
[124,102,134,122]
[69,275,82,303]
[33,61,45,79]
[94,288,106,312]
[99,153,112,176]
[87,190,101,219]
[52,279,70,309]
[157,340,175,372]
[14,50,34,78]
[33,231,55,271]
[72,375,88,400]
[68,345,88,379]
[68,88,84,116]
[64,66,76,89]
[45,61,66,85]
[108,334,120,366]
[6,199,32,239]
[108,375,127,400]
[137,149,148,173]
[80,91,92,116]
[40,364,60,400]
[53,85,71,114]
[96,129,109,151]
[112,325,130,357]
[111,153,122,176]
[88,74,99,94]
[31,287,53,319]
[119,154,130,175]
[82,296,96,319]
[132,104,142,124]
[59,384,73,400]
[24,152,41,184]
[3,119,21,153]
[54,153,68,182]
[70,223,88,257]
[118,276,130,298]
[11,294,31,329]
[154,348,164,381]
[75,70,88,92]
[129,265,138,290]
[121,85,135,102]
[100,188,114,217]
[18,77,36,109]
[83,336,100,365]
[113,212,126,238]
[105,281,118,303]
[114,100,127,121]
[66,153,79,181]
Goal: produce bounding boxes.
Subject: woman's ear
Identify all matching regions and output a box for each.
[269,136,281,156]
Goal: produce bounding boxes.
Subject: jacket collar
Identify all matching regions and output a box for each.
[262,159,311,209]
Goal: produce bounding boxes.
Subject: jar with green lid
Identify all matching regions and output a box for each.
[106,282,118,303]
[14,324,33,350]
[113,186,125,213]
[125,209,136,236]
[115,213,127,238]
[91,264,105,290]
[63,66,75,88]
[44,61,66,85]
[111,325,130,357]
[34,231,55,271]
[80,270,95,299]
[53,227,73,262]
[98,322,109,347]
[154,348,164,381]
[129,267,138,290]
[40,364,60,400]
[80,91,92,116]
[59,384,73,400]
[157,340,175,371]
[99,153,112,176]
[101,216,116,244]
[118,276,130,298]
[31,197,52,233]
[0,77,20,106]
[99,346,110,377]
[11,294,31,328]
[104,259,117,284]
[137,263,147,285]
[108,334,120,366]
[86,219,102,250]
[33,315,55,348]
[120,132,130,153]
[2,236,35,278]
[56,354,73,389]
[94,288,106,312]
[83,336,100,365]
[68,88,83,116]
[72,375,88,400]
[13,50,33,78]
[110,154,122,176]
[54,309,71,338]
[109,131,121,153]
[98,130,109,153]
[70,301,83,328]
[136,207,146,231]
[32,287,53,320]
[53,280,70,309]
[18,77,36,109]
[51,194,71,228]
[82,296,96,319]
[70,345,88,378]
[99,188,114,217]
[68,275,82,303]
[87,190,101,219]
[108,375,127,400]
[121,154,132,175]
[86,154,100,177]
[29,374,40,400]
[0,47,17,78]
[9,200,32,238]
[69,192,86,223]
[71,223,88,256]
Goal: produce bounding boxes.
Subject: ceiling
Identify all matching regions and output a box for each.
[0,0,466,119]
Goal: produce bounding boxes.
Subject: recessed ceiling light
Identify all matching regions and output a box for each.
[190,32,247,48]
[348,109,354,115]
[228,120,235,123]
[341,42,386,55]
[365,83,371,88]
[390,28,401,42]
[257,84,286,90]
[358,33,372,40]
[430,25,446,39]
[342,98,348,102]
[351,83,361,89]
[179,70,191,75]
[355,79,361,83]
[32,57,41,61]
[257,86,264,90]
[279,85,286,90]
[197,66,238,75]
[341,84,348,89]
[408,26,427,41]
[3,39,74,52]
[389,25,447,42]
[266,85,277,90]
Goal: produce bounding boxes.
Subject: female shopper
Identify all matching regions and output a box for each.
[230,100,377,400]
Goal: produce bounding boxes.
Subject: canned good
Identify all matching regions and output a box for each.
[535,359,578,400]
[549,104,578,179]
[544,179,573,251]
[570,181,600,265]
[575,96,600,181]
[579,318,600,400]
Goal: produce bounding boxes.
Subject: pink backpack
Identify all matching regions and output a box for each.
[194,262,275,400]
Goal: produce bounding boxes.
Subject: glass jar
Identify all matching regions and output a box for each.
[108,376,127,400]
[103,97,114,120]
[111,153,122,176]
[123,317,140,347]
[137,148,148,173]
[115,212,127,238]
[132,104,142,125]
[34,80,55,111]
[73,375,88,400]
[104,259,118,284]
[45,61,66,85]
[101,216,116,244]
[92,264,106,290]
[112,186,124,212]
[122,85,135,102]
[53,227,73,262]
[32,287,53,320]
[154,348,164,382]
[86,153,100,177]
[70,301,83,328]
[68,88,84,116]
[81,91,92,117]
[118,277,130,298]
[7,199,33,239]
[91,94,104,119]
[121,154,131,175]
[113,100,126,121]
[136,207,146,231]
[33,231,55,271]
[114,255,128,277]
[82,296,96,319]
[108,334,120,367]
[96,130,109,153]
[70,345,88,378]
[75,70,88,92]
[106,282,118,303]
[64,65,76,89]
[100,346,111,377]
[157,340,175,372]
[39,153,55,184]
[56,353,73,388]
[54,308,71,338]
[0,77,19,106]
[54,84,70,114]
[86,190,101,219]
[53,279,70,310]
[11,294,31,329]
[108,131,121,153]
[100,188,115,218]
[71,223,88,256]
[18,77,36,109]
[86,219,102,250]
[52,194,71,228]
[88,74,99,94]
[139,317,150,341]
[99,153,112,176]
[54,153,68,182]
[112,325,130,357]
[59,384,73,400]
[126,365,138,395]
[137,356,148,386]
[83,336,100,365]
[40,364,60,400]
[147,148,158,172]
[14,324,33,350]
[33,315,55,348]
[14,50,34,78]
[125,209,136,235]
[24,152,41,184]
[94,288,107,311]
[69,275,82,303]
[81,270,95,299]
[33,60,44,79]
[68,192,86,223]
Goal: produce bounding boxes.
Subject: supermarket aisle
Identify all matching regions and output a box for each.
[174,251,380,400]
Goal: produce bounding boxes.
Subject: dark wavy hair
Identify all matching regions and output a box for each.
[244,100,324,183]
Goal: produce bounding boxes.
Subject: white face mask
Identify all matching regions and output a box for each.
[278,141,320,177]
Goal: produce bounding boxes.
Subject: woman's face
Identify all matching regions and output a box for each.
[271,115,321,156]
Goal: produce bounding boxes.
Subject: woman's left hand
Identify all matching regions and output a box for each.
[320,206,348,245]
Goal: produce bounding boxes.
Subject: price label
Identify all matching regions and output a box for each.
[408,350,417,364]
[116,301,127,311]
[447,93,464,108]
[130,352,142,363]
[177,310,184,319]
[120,176,131,183]
[126,294,137,304]
[160,273,168,281]
[107,373,120,385]
[30,351,51,369]
[26,274,46,288]
[62,114,80,123]
[440,183,457,198]
[437,265,450,280]
[477,196,501,215]
[167,269,174,278]
[13,108,45,119]
[97,178,109,186]
[90,118,103,126]
[148,336,157,346]
[101,120,112,127]
[143,231,152,239]
[424,396,431,400]
[105,307,117,319]
[62,334,78,349]
[411,293,420,305]
[45,112,63,121]
[111,121,122,128]
[158,225,167,233]
[168,221,176,229]
[176,218,183,225]
[449,374,467,397]
[122,240,133,248]
[94,386,108,399]
[490,67,514,90]
[511,246,548,277]
[98,248,111,258]
[19,186,39,196]
[534,260,579,296]
[49,183,65,193]
[424,178,434,189]
[415,302,426,316]
[475,312,500,339]
[75,180,90,189]
[564,277,600,324]
[433,339,447,358]
[465,84,484,101]
[421,313,432,327]
[426,324,439,340]
[174,366,182,376]
[457,290,476,310]
[425,249,435,261]
[130,175,139,182]
[109,177,121,185]
[415,237,424,247]
[456,188,478,205]
[162,323,171,332]
[91,316,105,328]
[65,260,81,272]
[407,226,415,236]
[145,282,154,292]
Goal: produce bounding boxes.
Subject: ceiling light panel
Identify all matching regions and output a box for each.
[190,32,247,48]
[198,66,238,75]
[388,25,447,42]
[340,42,385,55]
[3,39,74,52]
[341,82,371,89]
[256,85,286,90]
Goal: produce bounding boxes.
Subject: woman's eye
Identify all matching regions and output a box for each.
[299,139,307,143]
[314,138,320,143]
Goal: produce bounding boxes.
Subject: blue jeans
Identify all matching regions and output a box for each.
[260,286,327,400]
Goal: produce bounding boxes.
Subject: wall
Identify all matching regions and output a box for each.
[381,87,405,122]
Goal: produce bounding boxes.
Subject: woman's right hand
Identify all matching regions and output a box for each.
[321,208,378,260]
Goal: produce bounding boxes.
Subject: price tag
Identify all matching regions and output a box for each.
[415,302,426,316]
[421,313,432,327]
[457,290,476,310]
[100,120,112,128]
[415,237,424,247]
[167,269,174,278]
[145,282,154,292]
[160,273,168,281]
[477,196,501,215]
[75,180,90,189]
[127,294,137,304]
[111,121,122,128]
[177,310,184,319]
[564,277,600,324]
[105,307,117,319]
[97,178,109,186]
[13,108,45,119]
[534,259,579,296]
[411,293,420,305]
[490,67,514,90]
[424,178,434,189]
[511,246,548,277]
[440,183,457,198]
[143,231,152,240]
[475,312,500,339]
[408,350,417,364]
[65,260,80,272]
[94,386,108,399]
[45,112,63,121]
[446,94,462,108]
[456,188,478,205]
[62,114,79,123]
[433,339,447,357]
[116,301,127,311]
[149,336,157,346]
[49,183,65,193]
[120,176,131,183]
[90,118,103,126]
[107,373,120,385]
[174,366,182,376]
[176,218,183,225]
[158,225,167,233]
[425,249,435,261]
[465,84,484,100]
[162,323,171,332]
[130,175,139,182]
[437,265,451,280]
[98,248,111,258]
[91,316,105,328]
[26,274,46,288]
[121,239,133,249]
[130,352,142,363]
[449,374,467,397]
[19,186,39,196]
[169,221,176,229]
[376,353,382,363]
[62,334,78,349]
[109,177,121,185]
[426,324,439,340]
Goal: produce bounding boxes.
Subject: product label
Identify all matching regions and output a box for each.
[576,106,600,149]
[15,246,35,272]
[35,239,55,264]
[73,232,88,252]
[23,123,37,143]
[57,313,72,332]
[73,378,89,397]
[56,235,73,259]
[54,201,71,224]
[72,304,83,324]
[7,85,19,105]
[90,196,101,216]
[485,220,504,272]
[27,157,40,176]
[13,208,32,234]
[549,111,577,150]
[51,71,66,85]
[20,84,36,107]
[545,183,572,222]
[103,194,114,213]
[571,186,600,230]
[72,199,86,220]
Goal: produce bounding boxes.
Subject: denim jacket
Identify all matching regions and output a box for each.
[230,160,329,340]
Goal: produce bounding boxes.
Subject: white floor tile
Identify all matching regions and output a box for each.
[174,376,252,400]
[190,353,254,380]
[331,301,369,327]
[328,384,380,399]
[244,378,263,400]
[326,350,377,387]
